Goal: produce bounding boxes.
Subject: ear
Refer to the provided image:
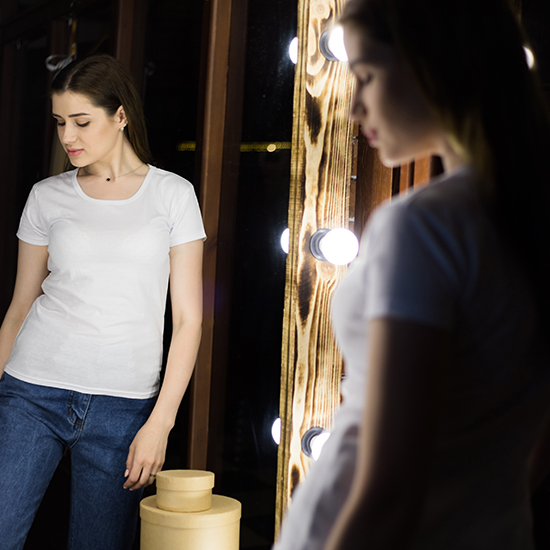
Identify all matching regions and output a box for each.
[115,105,127,127]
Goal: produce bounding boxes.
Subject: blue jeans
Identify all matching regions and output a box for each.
[0,372,156,550]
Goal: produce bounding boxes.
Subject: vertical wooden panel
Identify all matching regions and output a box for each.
[204,0,249,475]
[276,0,355,533]
[188,0,232,470]
[354,133,393,233]
[189,0,248,471]
[412,156,431,187]
[114,0,148,89]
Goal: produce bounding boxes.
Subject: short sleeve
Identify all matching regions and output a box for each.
[17,185,49,246]
[363,201,464,329]
[169,181,206,247]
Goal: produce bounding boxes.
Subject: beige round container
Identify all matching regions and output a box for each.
[140,495,241,550]
[156,470,215,512]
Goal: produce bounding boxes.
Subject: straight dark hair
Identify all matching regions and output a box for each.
[50,54,153,165]
[341,0,550,329]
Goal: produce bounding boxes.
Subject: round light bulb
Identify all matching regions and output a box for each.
[327,25,348,62]
[310,431,330,461]
[280,228,290,254]
[272,417,281,445]
[289,37,298,65]
[318,228,359,265]
[524,47,535,69]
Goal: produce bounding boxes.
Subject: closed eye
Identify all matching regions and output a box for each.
[53,120,90,128]
[358,74,374,87]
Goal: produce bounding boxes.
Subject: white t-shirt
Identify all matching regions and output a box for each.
[275,166,550,550]
[5,166,206,399]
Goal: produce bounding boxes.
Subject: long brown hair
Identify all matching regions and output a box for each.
[50,54,153,164]
[341,0,550,328]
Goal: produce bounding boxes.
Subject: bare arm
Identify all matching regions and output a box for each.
[124,238,203,490]
[326,318,450,550]
[0,241,49,373]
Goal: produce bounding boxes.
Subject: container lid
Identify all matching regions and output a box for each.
[156,470,215,492]
[140,495,241,529]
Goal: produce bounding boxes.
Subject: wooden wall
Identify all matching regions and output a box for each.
[275,0,355,531]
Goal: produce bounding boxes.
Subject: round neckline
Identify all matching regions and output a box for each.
[72,164,154,204]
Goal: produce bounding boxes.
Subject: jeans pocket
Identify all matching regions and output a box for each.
[0,372,5,383]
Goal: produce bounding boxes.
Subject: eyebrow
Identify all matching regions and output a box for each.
[52,112,91,118]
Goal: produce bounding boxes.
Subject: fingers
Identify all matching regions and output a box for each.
[123,457,164,490]
[123,423,168,490]
[124,469,156,490]
[125,444,135,478]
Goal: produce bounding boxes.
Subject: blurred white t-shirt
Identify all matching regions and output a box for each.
[275,166,550,550]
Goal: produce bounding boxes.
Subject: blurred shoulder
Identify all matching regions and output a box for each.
[371,164,480,228]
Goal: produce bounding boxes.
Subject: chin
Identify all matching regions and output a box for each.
[67,157,86,168]
[377,152,409,169]
[377,145,419,168]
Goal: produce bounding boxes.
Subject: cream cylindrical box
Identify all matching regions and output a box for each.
[156,470,215,512]
[140,494,241,550]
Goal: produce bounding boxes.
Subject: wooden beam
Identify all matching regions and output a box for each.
[114,0,149,90]
[189,0,248,471]
[188,0,232,472]
[355,133,393,232]
[276,0,356,535]
[412,156,431,188]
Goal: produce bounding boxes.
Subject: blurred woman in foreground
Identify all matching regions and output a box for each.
[275,0,550,548]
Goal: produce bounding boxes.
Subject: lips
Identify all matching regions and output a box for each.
[363,128,378,145]
[66,148,83,157]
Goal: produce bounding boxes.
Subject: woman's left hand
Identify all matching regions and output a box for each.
[123,419,170,490]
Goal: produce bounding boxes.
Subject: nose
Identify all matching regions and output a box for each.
[60,124,77,145]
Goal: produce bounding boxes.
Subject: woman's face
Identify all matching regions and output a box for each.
[344,26,446,167]
[51,91,125,167]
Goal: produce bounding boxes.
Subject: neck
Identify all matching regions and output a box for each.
[83,141,144,181]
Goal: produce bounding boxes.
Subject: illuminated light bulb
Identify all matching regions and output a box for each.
[267,143,277,152]
[281,228,290,254]
[272,417,281,445]
[310,228,359,265]
[289,37,299,65]
[327,25,348,62]
[310,431,331,461]
[301,427,331,460]
[320,25,348,62]
[524,47,535,69]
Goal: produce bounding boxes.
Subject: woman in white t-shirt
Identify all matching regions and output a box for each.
[0,54,205,549]
[275,1,550,549]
